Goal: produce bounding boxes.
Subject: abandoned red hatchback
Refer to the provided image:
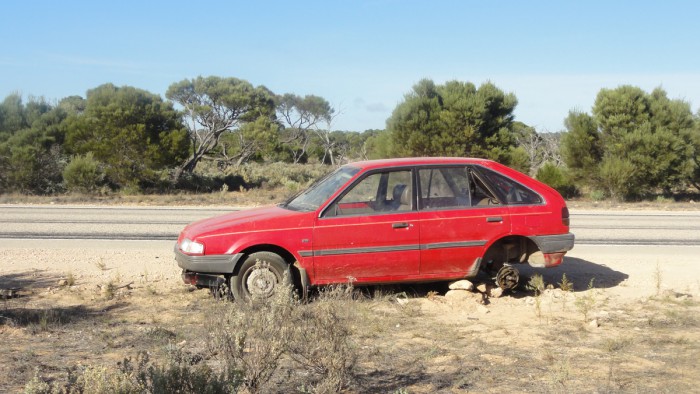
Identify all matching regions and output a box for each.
[175,158,574,299]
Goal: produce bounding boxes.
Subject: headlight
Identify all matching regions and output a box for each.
[180,238,204,255]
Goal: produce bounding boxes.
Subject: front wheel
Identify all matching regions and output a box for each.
[232,252,291,300]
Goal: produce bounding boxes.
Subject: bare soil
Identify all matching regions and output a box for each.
[1,241,698,393]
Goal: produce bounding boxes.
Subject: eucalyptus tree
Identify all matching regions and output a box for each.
[166,76,276,178]
[276,94,333,163]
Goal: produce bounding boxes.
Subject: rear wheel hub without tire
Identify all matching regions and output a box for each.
[496,264,519,290]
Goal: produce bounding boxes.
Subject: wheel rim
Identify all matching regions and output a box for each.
[245,264,278,298]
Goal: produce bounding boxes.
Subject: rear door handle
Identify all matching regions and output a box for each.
[486,216,503,223]
[392,222,410,229]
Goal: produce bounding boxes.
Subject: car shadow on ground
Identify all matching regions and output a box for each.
[0,270,62,298]
[349,256,629,300]
[0,270,129,328]
[516,256,629,293]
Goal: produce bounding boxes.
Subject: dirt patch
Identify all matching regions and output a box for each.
[2,264,698,392]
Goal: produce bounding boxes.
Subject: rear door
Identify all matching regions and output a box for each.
[417,166,511,276]
[312,168,420,284]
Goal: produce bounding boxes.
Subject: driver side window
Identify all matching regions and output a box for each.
[325,170,413,217]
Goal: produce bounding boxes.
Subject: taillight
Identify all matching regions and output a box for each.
[562,207,570,227]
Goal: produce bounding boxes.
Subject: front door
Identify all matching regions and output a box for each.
[312,169,420,284]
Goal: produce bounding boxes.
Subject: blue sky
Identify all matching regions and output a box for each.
[2,0,699,132]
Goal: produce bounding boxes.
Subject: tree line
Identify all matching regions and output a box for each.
[1,76,698,200]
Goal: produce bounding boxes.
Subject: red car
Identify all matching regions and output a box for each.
[175,158,574,299]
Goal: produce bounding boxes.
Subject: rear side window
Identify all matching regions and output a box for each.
[418,167,471,209]
[475,167,543,205]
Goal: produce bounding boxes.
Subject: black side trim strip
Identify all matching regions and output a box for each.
[420,241,487,250]
[313,244,420,256]
[301,240,487,257]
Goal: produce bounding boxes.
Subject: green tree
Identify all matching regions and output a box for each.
[560,111,602,182]
[561,86,698,199]
[219,115,279,166]
[362,129,393,160]
[277,94,333,163]
[0,93,27,135]
[64,84,188,189]
[387,79,519,165]
[535,161,577,198]
[0,95,66,193]
[166,76,275,178]
[689,115,700,190]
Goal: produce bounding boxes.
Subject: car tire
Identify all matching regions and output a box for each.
[232,252,291,300]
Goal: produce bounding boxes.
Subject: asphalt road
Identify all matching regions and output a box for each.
[0,204,699,245]
[1,205,699,246]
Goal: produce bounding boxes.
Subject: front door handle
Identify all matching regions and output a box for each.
[486,216,503,223]
[392,222,410,229]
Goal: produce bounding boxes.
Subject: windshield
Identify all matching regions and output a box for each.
[284,166,361,212]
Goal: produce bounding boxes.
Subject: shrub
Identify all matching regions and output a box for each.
[207,281,357,393]
[208,283,296,393]
[24,280,359,394]
[287,285,358,392]
[24,350,235,394]
[535,162,578,198]
[62,152,104,193]
[598,156,637,200]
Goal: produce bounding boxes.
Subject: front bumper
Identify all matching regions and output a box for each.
[174,245,243,274]
[181,270,227,288]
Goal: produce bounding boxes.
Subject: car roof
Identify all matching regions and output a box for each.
[347,157,494,171]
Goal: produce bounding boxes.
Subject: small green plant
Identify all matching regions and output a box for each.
[558,274,574,311]
[558,274,574,292]
[528,274,545,295]
[101,280,117,300]
[548,356,572,389]
[527,274,545,319]
[574,278,597,321]
[219,183,229,198]
[95,259,107,271]
[39,311,51,332]
[145,284,158,296]
[58,272,76,288]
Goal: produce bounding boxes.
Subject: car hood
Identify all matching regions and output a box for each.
[180,205,312,241]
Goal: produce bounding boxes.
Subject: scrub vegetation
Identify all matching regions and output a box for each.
[3,273,697,393]
[1,78,699,202]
